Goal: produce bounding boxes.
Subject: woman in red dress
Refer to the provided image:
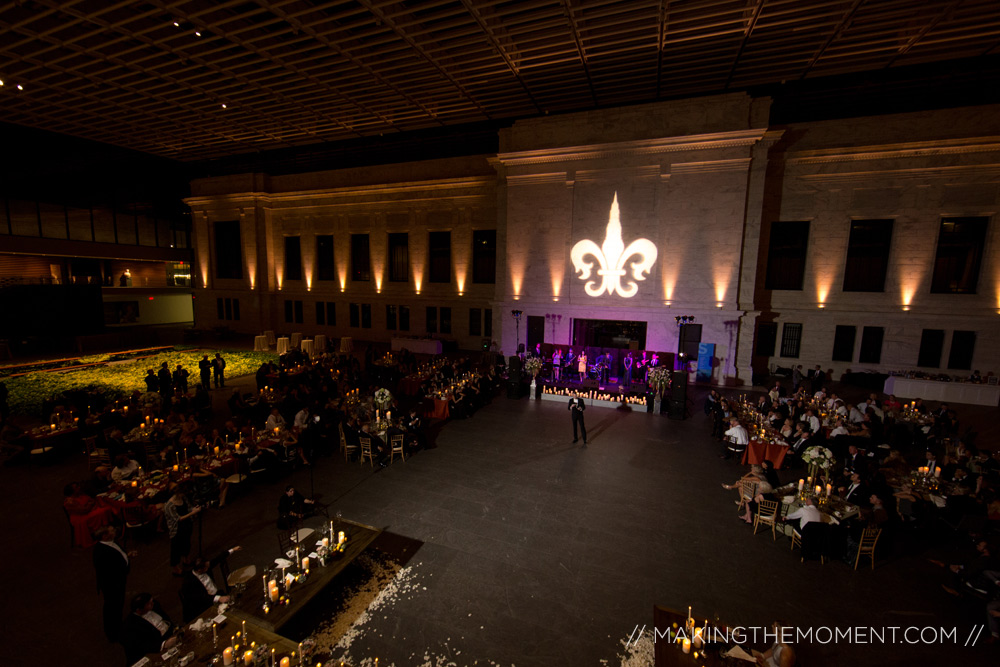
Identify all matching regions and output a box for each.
[63,482,116,548]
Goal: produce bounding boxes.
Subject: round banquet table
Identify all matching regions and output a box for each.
[254,335,268,351]
[314,334,327,353]
[276,337,290,355]
[301,339,314,357]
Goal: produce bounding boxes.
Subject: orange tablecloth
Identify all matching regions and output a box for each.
[429,399,450,420]
[742,440,789,468]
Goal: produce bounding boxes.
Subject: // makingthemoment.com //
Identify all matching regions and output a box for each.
[625,624,987,648]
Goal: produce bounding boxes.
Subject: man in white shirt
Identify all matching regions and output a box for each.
[784,496,822,531]
[111,455,140,482]
[265,408,286,432]
[293,405,311,431]
[803,408,821,434]
[829,418,849,438]
[722,418,749,460]
[121,593,176,665]
[848,404,866,424]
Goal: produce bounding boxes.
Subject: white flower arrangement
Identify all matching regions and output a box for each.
[648,366,671,393]
[801,445,836,470]
[524,357,543,377]
[374,387,393,407]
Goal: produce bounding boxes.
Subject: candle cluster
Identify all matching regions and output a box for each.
[542,386,646,403]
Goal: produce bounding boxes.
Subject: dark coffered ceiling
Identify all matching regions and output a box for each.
[2,0,1000,162]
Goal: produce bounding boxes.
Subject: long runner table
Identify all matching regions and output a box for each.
[227,518,382,633]
[147,609,300,666]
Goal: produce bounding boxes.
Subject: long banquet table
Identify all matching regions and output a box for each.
[741,440,789,468]
[227,518,381,633]
[883,376,1000,406]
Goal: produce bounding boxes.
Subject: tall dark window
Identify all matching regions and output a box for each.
[426,306,437,334]
[780,323,802,358]
[765,221,809,290]
[858,327,884,364]
[756,322,778,357]
[472,230,497,284]
[316,235,336,281]
[351,234,370,282]
[284,236,302,282]
[284,300,303,324]
[325,302,336,326]
[386,305,397,331]
[316,301,325,325]
[831,325,856,362]
[484,308,492,337]
[428,231,451,283]
[843,219,893,292]
[388,233,409,283]
[917,329,945,368]
[469,308,482,336]
[931,217,988,294]
[214,221,243,279]
[349,303,360,328]
[216,298,240,321]
[440,307,451,334]
[361,303,372,329]
[948,331,976,370]
[399,306,410,332]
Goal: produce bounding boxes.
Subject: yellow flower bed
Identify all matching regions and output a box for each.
[6,348,277,416]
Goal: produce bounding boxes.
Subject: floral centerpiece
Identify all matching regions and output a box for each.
[801,445,836,485]
[374,387,393,408]
[524,357,543,377]
[647,366,671,395]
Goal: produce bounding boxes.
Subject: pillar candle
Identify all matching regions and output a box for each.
[682,638,691,654]
[797,479,804,491]
[215,446,221,456]
[934,467,941,478]
[825,484,832,497]
[269,581,279,602]
[223,647,233,665]
[280,658,290,667]
[322,537,329,548]
[338,531,345,544]
[302,557,309,572]
[244,650,255,666]
[693,627,704,649]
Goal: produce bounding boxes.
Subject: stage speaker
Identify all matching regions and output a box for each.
[508,355,522,373]
[670,370,688,402]
[678,323,702,359]
[507,370,522,398]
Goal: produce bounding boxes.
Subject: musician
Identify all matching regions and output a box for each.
[637,351,649,380]
[597,353,609,384]
[577,352,587,383]
[552,349,562,381]
[623,352,634,385]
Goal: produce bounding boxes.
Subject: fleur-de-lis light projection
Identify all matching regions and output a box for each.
[570,193,657,298]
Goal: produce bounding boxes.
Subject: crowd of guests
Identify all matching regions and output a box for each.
[710,377,1000,643]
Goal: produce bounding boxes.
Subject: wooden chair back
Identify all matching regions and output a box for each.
[390,434,405,463]
[359,436,374,468]
[854,527,882,570]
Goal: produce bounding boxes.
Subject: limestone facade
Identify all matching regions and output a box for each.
[186,94,1000,382]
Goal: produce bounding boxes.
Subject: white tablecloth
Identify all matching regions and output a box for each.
[290,332,302,348]
[277,337,290,355]
[314,334,327,353]
[339,337,353,354]
[391,337,442,355]
[264,330,276,345]
[253,335,268,351]
[301,339,314,357]
[883,376,1000,407]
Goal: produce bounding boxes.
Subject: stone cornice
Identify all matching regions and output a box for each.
[799,163,1000,183]
[496,129,769,166]
[671,158,752,175]
[786,137,1000,165]
[184,175,494,208]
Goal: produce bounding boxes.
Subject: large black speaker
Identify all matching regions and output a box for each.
[670,371,688,401]
[668,399,687,419]
[507,370,522,399]
[678,323,702,359]
[508,355,522,373]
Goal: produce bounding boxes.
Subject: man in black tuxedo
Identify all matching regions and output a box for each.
[839,473,869,506]
[568,392,587,445]
[842,444,868,479]
[120,593,177,665]
[179,546,241,621]
[93,525,131,642]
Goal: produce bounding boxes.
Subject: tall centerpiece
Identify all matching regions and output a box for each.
[801,445,836,487]
[524,357,543,398]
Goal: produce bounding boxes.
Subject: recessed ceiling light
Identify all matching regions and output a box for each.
[221,103,227,109]
[173,21,179,27]
[195,31,201,37]
[17,84,23,91]
[0,79,4,86]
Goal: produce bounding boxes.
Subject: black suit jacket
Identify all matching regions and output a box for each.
[179,550,230,621]
[93,541,130,595]
[842,483,869,505]
[844,453,868,477]
[121,602,173,665]
[568,398,586,417]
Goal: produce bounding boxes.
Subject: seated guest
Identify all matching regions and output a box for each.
[839,473,869,506]
[802,408,820,434]
[842,444,868,479]
[63,482,115,548]
[111,454,140,482]
[277,485,315,530]
[752,622,796,667]
[265,408,286,432]
[179,546,241,621]
[829,418,849,438]
[120,593,177,666]
[783,496,821,532]
[721,418,748,460]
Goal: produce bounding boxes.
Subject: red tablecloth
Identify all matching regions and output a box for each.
[742,440,789,468]
[428,399,449,420]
